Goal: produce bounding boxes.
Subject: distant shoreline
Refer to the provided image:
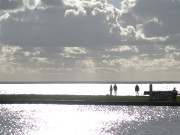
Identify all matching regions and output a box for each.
[0,81,180,84]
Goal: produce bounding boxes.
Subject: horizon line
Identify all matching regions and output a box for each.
[0,81,180,84]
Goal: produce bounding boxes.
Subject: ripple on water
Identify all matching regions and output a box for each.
[0,105,180,135]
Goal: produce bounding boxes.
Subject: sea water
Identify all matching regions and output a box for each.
[0,104,180,135]
[0,83,180,135]
[0,83,179,96]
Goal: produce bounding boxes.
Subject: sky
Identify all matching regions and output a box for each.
[0,0,180,82]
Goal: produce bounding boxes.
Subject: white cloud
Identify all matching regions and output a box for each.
[107,46,139,53]
[0,12,9,21]
[30,57,52,64]
[23,0,41,10]
[63,47,87,54]
[24,51,31,56]
[102,56,180,73]
[164,46,176,53]
[75,58,97,73]
[1,45,21,55]
[121,0,136,13]
[60,47,87,58]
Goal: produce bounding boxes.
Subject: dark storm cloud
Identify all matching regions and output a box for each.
[0,0,180,48]
[0,0,123,48]
[41,0,64,7]
[0,0,23,10]
[132,0,180,37]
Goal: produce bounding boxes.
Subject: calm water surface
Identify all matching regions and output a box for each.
[0,105,180,135]
[0,83,179,95]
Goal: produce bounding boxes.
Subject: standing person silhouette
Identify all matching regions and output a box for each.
[109,85,113,96]
[135,84,140,96]
[172,87,178,103]
[113,84,117,96]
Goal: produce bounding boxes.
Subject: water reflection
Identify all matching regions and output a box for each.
[0,105,39,135]
[0,105,180,135]
[1,83,179,96]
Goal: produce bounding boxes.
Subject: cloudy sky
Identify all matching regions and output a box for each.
[0,0,180,82]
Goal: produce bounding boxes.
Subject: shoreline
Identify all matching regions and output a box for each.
[1,100,180,106]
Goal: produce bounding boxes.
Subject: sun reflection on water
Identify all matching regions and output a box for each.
[0,105,180,135]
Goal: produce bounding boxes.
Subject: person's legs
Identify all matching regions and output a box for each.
[115,90,117,96]
[172,95,176,103]
[172,95,174,102]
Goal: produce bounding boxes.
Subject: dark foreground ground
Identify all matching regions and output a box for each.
[0,95,180,106]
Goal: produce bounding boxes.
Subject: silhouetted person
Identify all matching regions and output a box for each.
[110,85,113,96]
[172,87,178,103]
[135,85,140,96]
[113,84,117,96]
[149,84,153,101]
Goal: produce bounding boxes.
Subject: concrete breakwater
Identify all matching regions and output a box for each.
[0,94,179,106]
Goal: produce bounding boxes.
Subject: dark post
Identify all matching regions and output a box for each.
[149,84,153,101]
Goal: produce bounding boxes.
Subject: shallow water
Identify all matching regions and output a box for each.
[0,104,180,135]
